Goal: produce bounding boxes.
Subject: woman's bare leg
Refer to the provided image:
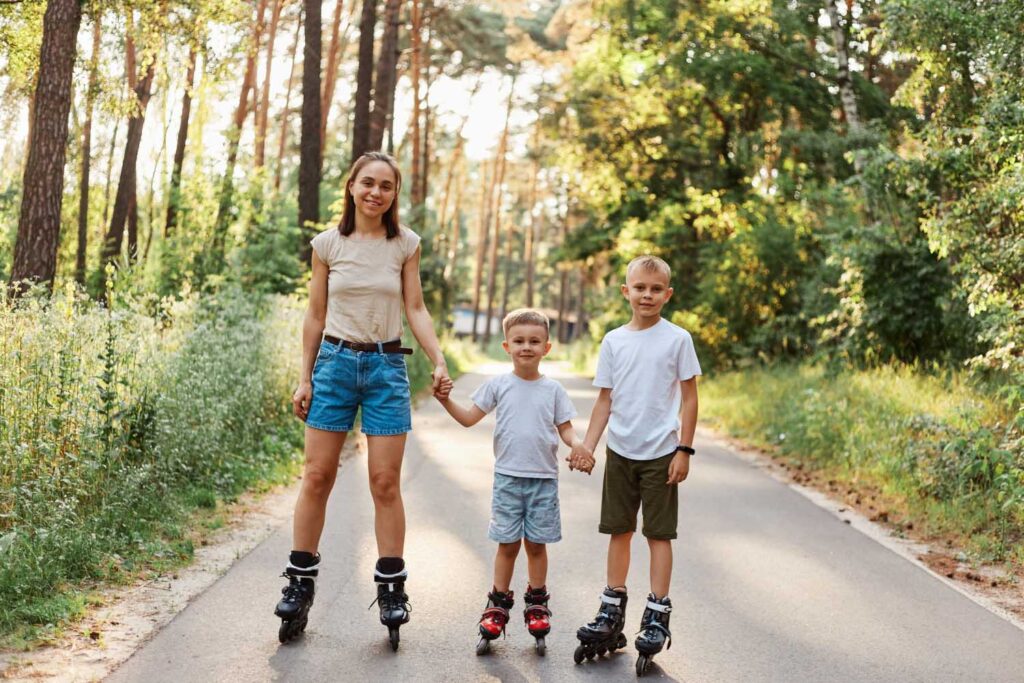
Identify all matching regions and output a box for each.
[366,434,407,556]
[291,427,347,552]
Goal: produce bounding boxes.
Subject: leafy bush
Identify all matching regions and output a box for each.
[0,286,304,643]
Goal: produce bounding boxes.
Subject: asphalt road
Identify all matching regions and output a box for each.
[109,363,1024,682]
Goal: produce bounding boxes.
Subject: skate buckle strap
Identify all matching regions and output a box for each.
[638,622,673,650]
[645,600,672,613]
[600,593,623,606]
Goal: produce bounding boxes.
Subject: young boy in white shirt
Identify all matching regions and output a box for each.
[574,255,701,675]
[434,308,593,655]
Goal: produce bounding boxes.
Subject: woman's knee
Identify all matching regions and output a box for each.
[302,465,337,499]
[369,470,401,505]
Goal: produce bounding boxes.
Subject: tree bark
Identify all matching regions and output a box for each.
[409,0,422,207]
[165,45,197,236]
[418,0,432,206]
[255,0,283,169]
[368,0,402,152]
[523,121,541,308]
[556,210,569,343]
[275,6,303,192]
[350,0,377,161]
[321,0,357,163]
[298,0,323,260]
[825,0,862,135]
[470,157,493,341]
[213,0,268,243]
[100,47,156,274]
[10,0,83,295]
[574,266,587,340]
[482,78,515,344]
[76,16,102,285]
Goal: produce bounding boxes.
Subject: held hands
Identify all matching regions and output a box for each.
[434,376,454,401]
[666,452,690,485]
[567,441,595,475]
[292,381,312,420]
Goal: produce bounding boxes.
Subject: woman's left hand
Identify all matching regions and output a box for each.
[431,363,449,394]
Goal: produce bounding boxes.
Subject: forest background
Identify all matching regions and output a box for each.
[1,0,1022,649]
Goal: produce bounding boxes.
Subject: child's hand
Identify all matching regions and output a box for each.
[434,377,454,401]
[666,452,690,485]
[568,442,595,474]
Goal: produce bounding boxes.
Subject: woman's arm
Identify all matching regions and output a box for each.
[402,245,448,391]
[293,253,329,419]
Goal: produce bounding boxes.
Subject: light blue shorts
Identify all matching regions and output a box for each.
[489,473,561,544]
[305,340,412,436]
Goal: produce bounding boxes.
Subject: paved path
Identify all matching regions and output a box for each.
[109,363,1024,682]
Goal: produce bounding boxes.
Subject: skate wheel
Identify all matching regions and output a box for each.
[573,644,585,664]
[389,627,400,652]
[299,617,308,633]
[616,633,628,650]
[636,654,651,677]
[278,621,291,643]
[476,637,491,656]
[597,645,608,657]
[535,637,546,656]
[586,649,596,660]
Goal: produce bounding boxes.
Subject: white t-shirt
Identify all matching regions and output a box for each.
[593,318,702,460]
[471,373,578,479]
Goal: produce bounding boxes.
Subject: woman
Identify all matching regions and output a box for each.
[274,152,448,649]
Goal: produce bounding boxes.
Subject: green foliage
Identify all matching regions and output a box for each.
[0,286,304,643]
[702,364,1023,562]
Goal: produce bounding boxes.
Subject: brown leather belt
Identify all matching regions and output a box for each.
[323,335,414,355]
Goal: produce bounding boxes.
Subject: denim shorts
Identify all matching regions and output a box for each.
[305,340,412,436]
[488,473,561,544]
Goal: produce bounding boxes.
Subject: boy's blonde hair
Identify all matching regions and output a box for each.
[502,308,550,338]
[626,255,672,281]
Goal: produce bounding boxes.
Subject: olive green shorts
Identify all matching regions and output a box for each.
[599,447,678,540]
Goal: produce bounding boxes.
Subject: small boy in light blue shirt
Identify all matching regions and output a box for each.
[434,308,593,654]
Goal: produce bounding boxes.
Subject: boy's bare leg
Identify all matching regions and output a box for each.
[493,541,521,592]
[648,538,673,597]
[606,532,632,588]
[523,540,548,587]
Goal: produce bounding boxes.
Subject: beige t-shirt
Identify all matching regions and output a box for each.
[310,226,422,343]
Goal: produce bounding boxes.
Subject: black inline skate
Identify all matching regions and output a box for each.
[635,593,672,676]
[476,589,514,655]
[274,556,319,643]
[523,585,551,655]
[370,567,411,651]
[574,587,629,664]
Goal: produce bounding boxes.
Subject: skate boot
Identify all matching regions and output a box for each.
[274,555,319,643]
[370,564,411,651]
[574,587,628,664]
[523,585,551,655]
[635,594,672,676]
[476,589,514,655]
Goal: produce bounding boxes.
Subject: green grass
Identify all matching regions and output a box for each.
[701,364,1024,565]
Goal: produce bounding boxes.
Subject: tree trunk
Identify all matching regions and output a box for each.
[275,7,303,192]
[556,212,569,343]
[255,0,283,169]
[368,0,402,152]
[100,55,156,274]
[523,122,541,308]
[9,0,83,295]
[409,0,422,207]
[165,46,197,236]
[499,195,516,323]
[350,0,377,161]
[575,266,587,340]
[825,0,862,135]
[214,0,268,243]
[470,157,493,341]
[299,0,323,260]
[321,0,357,163]
[440,158,463,308]
[418,1,432,206]
[76,16,102,285]
[103,119,121,227]
[482,76,515,343]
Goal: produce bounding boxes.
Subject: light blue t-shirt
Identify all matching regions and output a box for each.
[471,373,577,480]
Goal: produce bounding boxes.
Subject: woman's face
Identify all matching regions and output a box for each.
[349,161,397,219]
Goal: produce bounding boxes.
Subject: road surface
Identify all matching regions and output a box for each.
[109,363,1024,682]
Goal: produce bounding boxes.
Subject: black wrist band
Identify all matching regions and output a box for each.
[676,445,695,455]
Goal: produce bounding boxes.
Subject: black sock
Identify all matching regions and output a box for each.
[289,551,319,569]
[375,556,405,578]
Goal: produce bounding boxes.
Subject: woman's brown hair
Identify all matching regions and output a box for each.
[337,152,402,239]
